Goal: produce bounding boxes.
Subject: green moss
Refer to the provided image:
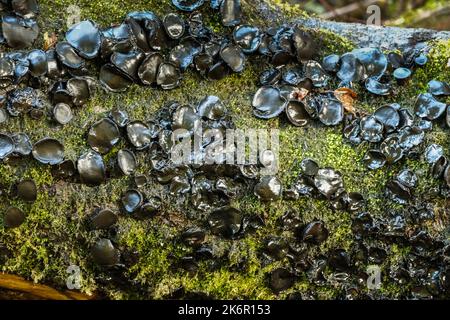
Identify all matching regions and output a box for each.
[1,0,449,300]
[316,29,355,56]
[179,267,274,299]
[266,0,309,21]
[388,0,450,29]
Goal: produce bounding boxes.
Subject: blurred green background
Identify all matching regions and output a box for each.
[285,0,449,30]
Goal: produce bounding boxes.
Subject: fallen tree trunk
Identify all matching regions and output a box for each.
[1,0,449,300]
[248,0,450,50]
[297,17,450,50]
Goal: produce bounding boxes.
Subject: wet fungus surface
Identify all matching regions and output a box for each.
[1,0,450,301]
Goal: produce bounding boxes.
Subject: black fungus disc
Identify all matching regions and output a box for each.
[4,207,26,228]
[87,118,121,154]
[66,20,101,59]
[77,150,106,185]
[32,138,65,165]
[252,86,287,119]
[16,179,37,202]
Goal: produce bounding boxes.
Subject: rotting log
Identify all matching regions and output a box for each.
[1,0,450,300]
[246,0,450,49]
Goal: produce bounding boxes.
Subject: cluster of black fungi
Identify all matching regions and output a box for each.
[1,0,450,298]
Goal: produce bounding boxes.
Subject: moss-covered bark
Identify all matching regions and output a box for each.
[0,0,449,299]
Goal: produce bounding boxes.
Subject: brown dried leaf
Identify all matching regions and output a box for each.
[43,32,58,50]
[334,87,358,115]
[293,87,309,100]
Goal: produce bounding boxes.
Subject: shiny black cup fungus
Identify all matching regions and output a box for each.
[126,121,153,150]
[51,159,76,180]
[169,37,202,71]
[16,179,37,202]
[233,24,261,54]
[328,249,351,271]
[181,227,206,247]
[163,13,185,39]
[347,192,365,212]
[66,76,94,107]
[55,41,84,69]
[109,109,130,128]
[254,176,282,201]
[11,0,39,18]
[3,207,25,229]
[0,133,15,160]
[414,54,427,66]
[1,15,39,49]
[0,58,15,88]
[323,54,340,73]
[197,95,226,120]
[220,44,245,73]
[388,52,404,69]
[360,116,384,143]
[157,62,182,90]
[380,136,403,164]
[374,105,400,133]
[252,86,287,119]
[6,87,40,116]
[304,60,329,88]
[220,0,241,27]
[53,103,73,125]
[292,28,316,60]
[66,20,101,59]
[314,168,344,199]
[424,144,443,164]
[0,109,8,124]
[99,64,132,93]
[363,150,386,170]
[431,156,448,179]
[110,50,144,82]
[135,197,162,219]
[415,93,446,120]
[207,61,230,80]
[397,169,418,189]
[417,119,432,131]
[300,158,319,176]
[90,208,118,230]
[11,133,32,156]
[138,53,164,86]
[194,53,214,75]
[301,220,329,244]
[77,150,106,185]
[428,80,450,96]
[134,175,148,188]
[121,189,143,214]
[269,268,295,293]
[365,77,391,96]
[172,0,205,12]
[87,118,121,154]
[398,126,424,150]
[208,206,242,238]
[285,100,310,127]
[91,238,119,266]
[444,165,450,188]
[386,180,411,204]
[27,49,47,77]
[32,138,64,165]
[117,149,137,176]
[393,67,411,82]
[318,97,343,126]
[282,66,304,86]
[337,53,365,84]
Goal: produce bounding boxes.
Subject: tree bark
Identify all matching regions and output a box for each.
[248,0,450,50]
